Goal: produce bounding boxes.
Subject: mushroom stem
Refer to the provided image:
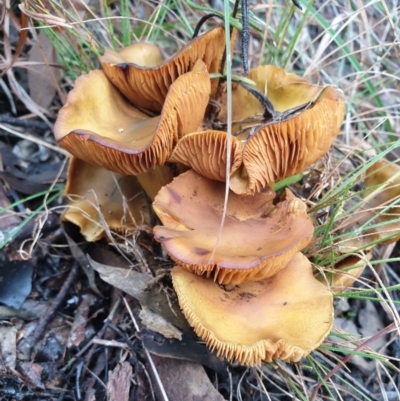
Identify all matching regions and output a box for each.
[136,164,175,201]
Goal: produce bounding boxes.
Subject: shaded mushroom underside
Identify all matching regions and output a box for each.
[63,157,149,241]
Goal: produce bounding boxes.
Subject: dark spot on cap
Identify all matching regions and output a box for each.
[192,247,209,256]
[167,187,181,203]
[238,292,256,300]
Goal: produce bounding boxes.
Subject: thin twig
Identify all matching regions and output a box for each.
[0,113,50,130]
[0,123,70,156]
[17,262,79,360]
[123,297,169,401]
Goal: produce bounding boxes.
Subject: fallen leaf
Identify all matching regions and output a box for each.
[149,355,227,401]
[18,362,45,389]
[140,328,227,376]
[88,256,187,330]
[28,31,61,110]
[139,307,182,340]
[0,260,33,309]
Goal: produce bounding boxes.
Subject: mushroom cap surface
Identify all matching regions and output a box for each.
[101,42,163,67]
[101,27,226,112]
[63,157,149,241]
[54,60,210,175]
[172,253,334,365]
[153,169,314,284]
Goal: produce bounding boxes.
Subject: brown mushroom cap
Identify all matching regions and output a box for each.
[54,60,210,175]
[101,27,226,112]
[172,253,334,365]
[210,66,345,194]
[63,157,149,241]
[101,42,163,67]
[153,169,314,285]
[319,253,371,293]
[236,85,345,194]
[365,160,400,214]
[355,159,400,244]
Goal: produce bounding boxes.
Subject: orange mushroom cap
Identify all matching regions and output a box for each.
[63,157,149,241]
[101,42,163,68]
[172,252,334,365]
[318,253,371,293]
[54,60,210,175]
[101,27,226,112]
[361,160,400,243]
[153,169,314,285]
[171,66,345,194]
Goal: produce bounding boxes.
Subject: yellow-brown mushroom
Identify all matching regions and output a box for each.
[318,252,371,293]
[363,159,400,243]
[170,65,345,195]
[54,60,210,177]
[153,169,314,285]
[171,253,333,365]
[101,42,163,68]
[63,157,150,241]
[101,27,226,112]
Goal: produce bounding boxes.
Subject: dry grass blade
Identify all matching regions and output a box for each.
[0,8,28,77]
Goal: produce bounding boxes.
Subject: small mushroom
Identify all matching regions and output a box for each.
[171,252,334,365]
[363,160,400,243]
[63,157,149,241]
[170,65,345,194]
[318,252,371,293]
[101,27,226,112]
[340,160,400,245]
[153,169,314,285]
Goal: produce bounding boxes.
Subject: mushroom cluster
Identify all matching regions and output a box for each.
[55,26,346,365]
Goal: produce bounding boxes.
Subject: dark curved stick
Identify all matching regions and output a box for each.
[192,13,224,38]
[241,0,249,75]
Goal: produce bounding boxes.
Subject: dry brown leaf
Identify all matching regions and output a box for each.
[28,31,61,110]
[149,355,227,401]
[139,307,182,340]
[88,256,188,330]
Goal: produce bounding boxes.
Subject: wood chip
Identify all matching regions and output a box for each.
[106,362,132,401]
